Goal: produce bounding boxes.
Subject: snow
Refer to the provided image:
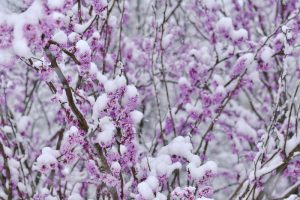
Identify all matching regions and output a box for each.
[0,0,43,57]
[35,147,60,173]
[42,147,60,157]
[89,62,98,76]
[274,33,285,44]
[99,116,114,130]
[8,158,20,168]
[158,136,201,166]
[104,53,114,67]
[230,28,248,41]
[141,154,182,178]
[285,132,300,155]
[162,34,172,49]
[202,0,220,9]
[3,144,12,156]
[68,32,80,43]
[145,176,159,190]
[92,94,108,121]
[261,46,274,63]
[68,194,83,200]
[96,117,116,145]
[199,46,212,65]
[130,110,143,124]
[16,0,44,24]
[281,25,290,33]
[187,161,217,181]
[212,74,224,85]
[36,154,56,166]
[286,31,293,40]
[12,34,31,57]
[2,126,12,134]
[216,85,226,95]
[126,85,138,98]
[284,44,293,54]
[153,193,167,200]
[17,116,32,133]
[51,12,66,23]
[96,72,108,84]
[76,40,91,54]
[17,182,26,193]
[156,159,182,177]
[138,182,155,200]
[104,80,117,93]
[189,49,201,60]
[231,53,254,76]
[120,145,127,155]
[74,16,96,34]
[185,102,202,114]
[249,161,283,180]
[8,158,20,182]
[67,126,79,136]
[137,176,159,200]
[236,118,257,139]
[0,187,6,198]
[123,85,139,105]
[45,196,57,200]
[217,17,248,42]
[216,17,233,33]
[0,49,14,66]
[47,0,65,9]
[111,161,121,171]
[108,15,117,27]
[178,77,191,86]
[92,31,100,39]
[52,30,68,44]
[284,195,298,200]
[115,75,127,88]
[104,76,126,93]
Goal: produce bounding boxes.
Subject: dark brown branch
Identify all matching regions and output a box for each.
[44,45,88,132]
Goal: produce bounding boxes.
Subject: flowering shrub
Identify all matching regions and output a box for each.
[0,0,300,199]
